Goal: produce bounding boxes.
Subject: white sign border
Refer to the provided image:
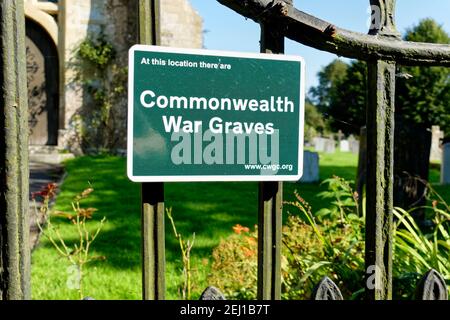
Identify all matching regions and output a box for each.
[127,45,306,183]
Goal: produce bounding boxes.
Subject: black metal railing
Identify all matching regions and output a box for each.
[1,0,449,301]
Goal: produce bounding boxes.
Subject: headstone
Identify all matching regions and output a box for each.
[324,138,336,153]
[313,137,326,152]
[337,130,344,143]
[430,126,444,162]
[339,140,350,152]
[441,142,450,185]
[299,151,319,183]
[348,134,359,154]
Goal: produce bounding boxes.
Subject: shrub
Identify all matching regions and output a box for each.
[71,32,127,152]
[166,207,196,300]
[393,182,450,299]
[208,184,365,300]
[208,225,258,300]
[34,184,106,300]
[208,176,450,300]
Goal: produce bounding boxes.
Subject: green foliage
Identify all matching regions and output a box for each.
[283,191,366,300]
[208,177,450,300]
[208,225,257,300]
[310,59,366,134]
[166,208,196,300]
[331,61,367,134]
[309,59,348,113]
[304,101,329,141]
[35,184,106,300]
[30,155,447,299]
[310,59,367,134]
[393,182,450,299]
[396,19,450,133]
[31,156,143,300]
[78,37,115,70]
[32,156,265,299]
[405,18,450,45]
[316,176,360,221]
[73,33,127,152]
[310,18,450,135]
[209,181,366,300]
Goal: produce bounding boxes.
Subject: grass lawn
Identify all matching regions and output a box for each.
[31,152,445,300]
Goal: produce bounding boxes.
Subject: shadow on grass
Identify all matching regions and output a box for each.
[34,154,449,299]
[36,156,360,273]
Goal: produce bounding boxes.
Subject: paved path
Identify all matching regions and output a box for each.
[30,162,64,195]
[29,162,65,249]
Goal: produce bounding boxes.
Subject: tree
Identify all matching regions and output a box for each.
[310,59,348,113]
[396,19,450,132]
[304,100,328,141]
[309,18,450,219]
[310,59,366,135]
[331,61,367,134]
[311,19,450,136]
[394,19,450,218]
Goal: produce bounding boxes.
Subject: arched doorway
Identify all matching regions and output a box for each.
[26,18,59,146]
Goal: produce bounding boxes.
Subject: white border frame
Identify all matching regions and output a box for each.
[127,45,306,182]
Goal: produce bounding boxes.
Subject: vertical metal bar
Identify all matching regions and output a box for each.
[365,0,398,301]
[365,59,395,300]
[356,126,367,212]
[257,21,284,300]
[141,183,165,300]
[0,0,30,300]
[258,181,283,300]
[138,0,165,300]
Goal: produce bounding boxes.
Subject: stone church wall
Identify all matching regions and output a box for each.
[24,0,203,153]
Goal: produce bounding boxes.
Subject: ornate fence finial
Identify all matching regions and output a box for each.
[415,269,448,300]
[200,286,226,300]
[311,277,344,300]
[369,0,400,38]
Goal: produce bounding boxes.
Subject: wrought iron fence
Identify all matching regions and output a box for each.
[1,0,449,301]
[208,0,450,301]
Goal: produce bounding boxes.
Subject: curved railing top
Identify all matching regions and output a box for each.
[217,0,450,66]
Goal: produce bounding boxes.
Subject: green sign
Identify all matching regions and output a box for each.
[128,45,305,182]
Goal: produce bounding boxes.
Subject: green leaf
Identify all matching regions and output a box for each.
[300,261,332,283]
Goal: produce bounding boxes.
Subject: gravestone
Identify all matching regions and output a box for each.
[441,141,450,185]
[313,137,326,152]
[340,140,350,152]
[348,135,359,154]
[430,126,443,162]
[337,130,344,143]
[299,151,319,183]
[324,138,336,153]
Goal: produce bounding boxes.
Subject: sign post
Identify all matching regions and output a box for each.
[129,19,305,301]
[257,21,285,301]
[138,0,165,301]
